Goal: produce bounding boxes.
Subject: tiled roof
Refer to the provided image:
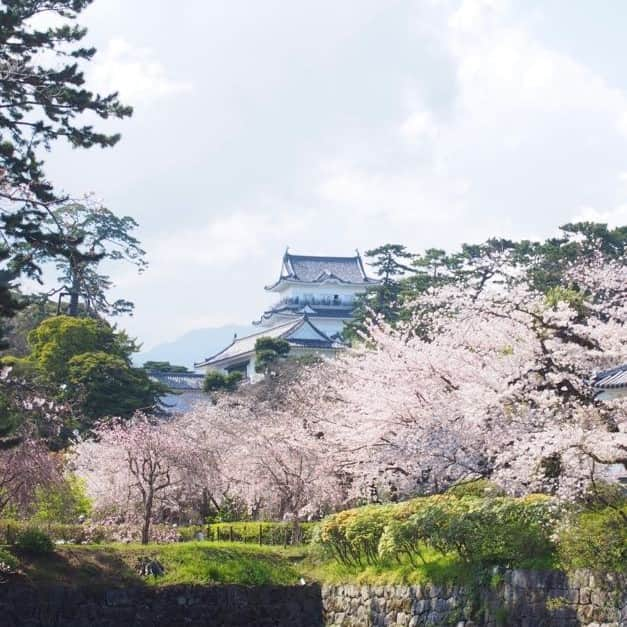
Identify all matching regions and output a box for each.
[196,319,301,367]
[592,364,627,389]
[255,304,354,324]
[196,317,343,368]
[266,251,377,289]
[148,371,205,390]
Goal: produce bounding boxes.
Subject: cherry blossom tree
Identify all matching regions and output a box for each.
[176,394,344,532]
[295,251,627,502]
[74,414,193,543]
[73,243,626,523]
[0,439,61,516]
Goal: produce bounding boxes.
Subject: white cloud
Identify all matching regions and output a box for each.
[315,0,627,247]
[573,205,627,227]
[91,38,192,103]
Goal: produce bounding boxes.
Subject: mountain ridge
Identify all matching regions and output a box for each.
[135,324,254,371]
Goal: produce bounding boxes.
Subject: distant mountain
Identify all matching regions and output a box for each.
[135,324,254,371]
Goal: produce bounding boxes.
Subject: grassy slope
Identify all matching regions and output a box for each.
[8,541,558,588]
[12,542,303,588]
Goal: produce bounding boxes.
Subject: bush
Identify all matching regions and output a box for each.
[407,495,556,566]
[0,547,18,575]
[33,474,92,524]
[316,494,558,569]
[203,371,243,392]
[558,507,627,573]
[446,479,505,498]
[208,494,248,523]
[207,521,316,545]
[15,528,54,555]
[317,506,394,566]
[254,337,290,372]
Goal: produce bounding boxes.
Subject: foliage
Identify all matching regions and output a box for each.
[254,336,290,372]
[349,224,627,337]
[14,542,302,587]
[205,521,316,545]
[316,495,557,569]
[10,316,164,429]
[347,244,415,339]
[203,370,243,393]
[558,506,627,573]
[0,547,18,574]
[0,298,57,358]
[67,351,165,422]
[18,201,147,317]
[15,528,54,555]
[446,479,506,498]
[144,361,189,373]
[33,474,91,525]
[27,315,133,381]
[208,493,248,522]
[0,0,132,336]
[0,249,25,349]
[0,1,131,205]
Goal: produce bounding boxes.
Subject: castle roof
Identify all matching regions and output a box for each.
[265,251,377,290]
[147,371,205,391]
[254,303,354,326]
[592,364,627,390]
[195,316,343,368]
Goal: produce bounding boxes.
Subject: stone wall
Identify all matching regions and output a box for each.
[322,570,627,626]
[0,571,624,626]
[0,583,324,627]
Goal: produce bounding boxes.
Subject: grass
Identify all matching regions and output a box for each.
[299,545,477,586]
[5,541,560,588]
[10,541,302,588]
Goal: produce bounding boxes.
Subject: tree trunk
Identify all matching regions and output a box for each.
[141,493,153,544]
[67,258,82,316]
[68,275,80,316]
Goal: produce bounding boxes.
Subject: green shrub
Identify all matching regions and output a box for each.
[344,505,393,566]
[0,547,18,574]
[558,506,627,573]
[316,506,394,566]
[15,528,54,555]
[446,479,505,498]
[203,371,243,392]
[33,475,92,524]
[207,521,316,545]
[580,481,627,511]
[317,493,557,570]
[209,494,248,523]
[408,495,556,566]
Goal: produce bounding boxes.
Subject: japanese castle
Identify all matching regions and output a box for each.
[195,250,379,381]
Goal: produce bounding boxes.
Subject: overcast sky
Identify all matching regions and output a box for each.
[42,0,627,351]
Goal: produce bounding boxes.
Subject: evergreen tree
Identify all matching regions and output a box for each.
[0,0,131,206]
[0,0,132,324]
[346,244,415,340]
[13,201,147,316]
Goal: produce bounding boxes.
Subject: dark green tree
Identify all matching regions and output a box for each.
[0,0,132,329]
[6,315,164,432]
[0,247,25,349]
[0,0,131,207]
[346,244,416,340]
[143,361,190,373]
[14,201,147,316]
[202,370,243,392]
[67,352,165,422]
[254,336,290,373]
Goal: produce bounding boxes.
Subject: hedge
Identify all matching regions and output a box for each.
[0,519,316,546]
